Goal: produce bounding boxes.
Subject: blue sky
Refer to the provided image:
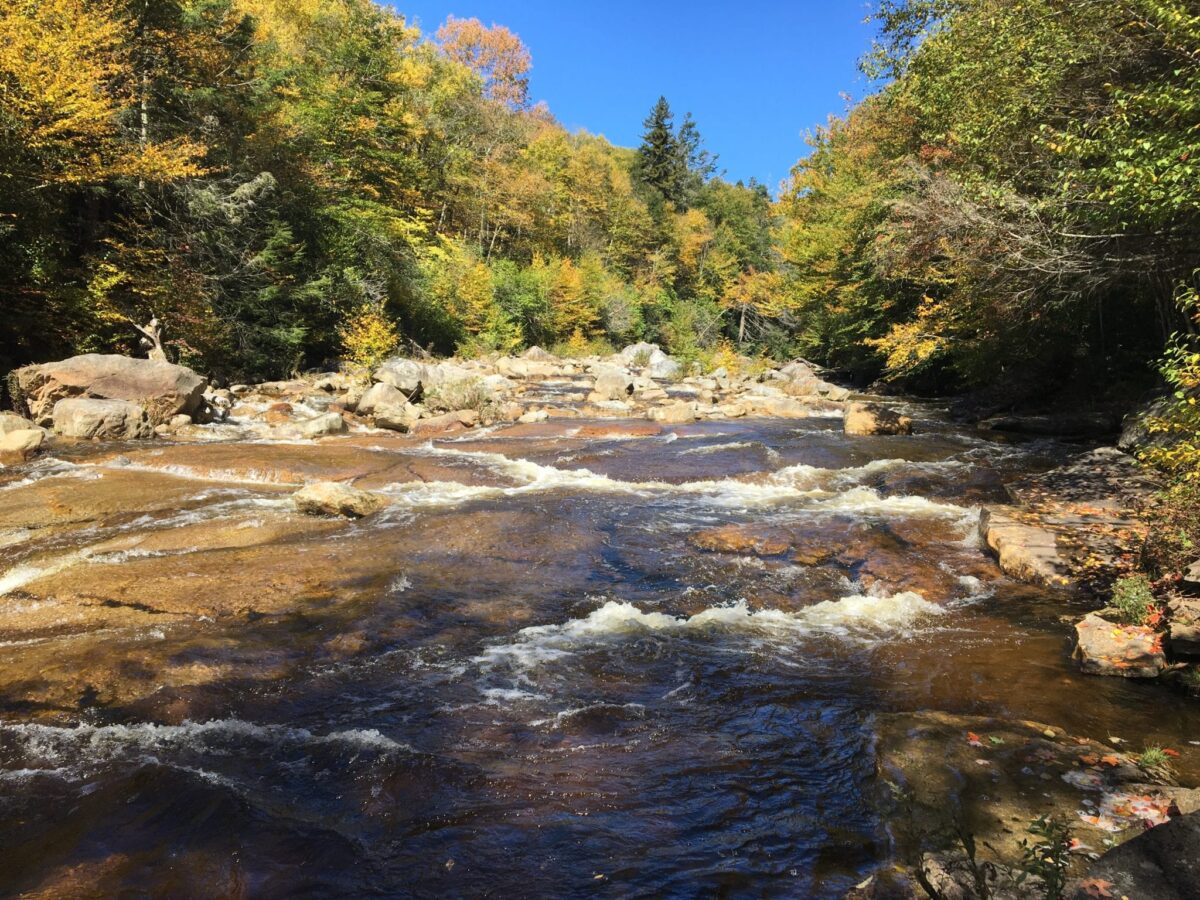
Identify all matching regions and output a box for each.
[387,2,879,191]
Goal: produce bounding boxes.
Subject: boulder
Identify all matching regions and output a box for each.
[297,412,347,439]
[0,427,46,462]
[411,410,478,437]
[773,360,850,401]
[13,354,206,426]
[522,346,557,361]
[616,342,682,381]
[648,401,698,424]
[744,395,813,419]
[373,358,426,399]
[357,382,409,418]
[52,398,152,440]
[1167,597,1200,657]
[591,366,635,401]
[374,404,421,433]
[292,481,385,518]
[843,401,913,436]
[1073,612,1166,678]
[1180,559,1200,596]
[0,412,38,436]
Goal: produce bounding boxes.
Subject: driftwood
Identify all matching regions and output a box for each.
[130,317,167,362]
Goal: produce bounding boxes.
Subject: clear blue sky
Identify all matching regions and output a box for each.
[387,1,879,191]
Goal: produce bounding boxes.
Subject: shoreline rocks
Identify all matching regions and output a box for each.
[12,353,207,426]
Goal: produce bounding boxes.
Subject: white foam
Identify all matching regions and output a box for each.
[379,444,973,517]
[476,591,944,671]
[1,718,412,769]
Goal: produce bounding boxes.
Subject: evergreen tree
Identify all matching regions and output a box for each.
[635,96,681,207]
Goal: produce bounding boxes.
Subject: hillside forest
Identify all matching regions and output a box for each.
[1,0,1198,413]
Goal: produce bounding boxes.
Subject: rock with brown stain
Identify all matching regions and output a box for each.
[690,524,791,556]
[844,401,913,436]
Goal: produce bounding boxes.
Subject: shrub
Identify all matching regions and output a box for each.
[424,377,492,413]
[1109,575,1157,626]
[338,304,399,371]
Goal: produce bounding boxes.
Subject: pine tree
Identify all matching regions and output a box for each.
[636,96,681,207]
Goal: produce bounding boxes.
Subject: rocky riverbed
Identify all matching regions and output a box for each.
[1,348,1198,897]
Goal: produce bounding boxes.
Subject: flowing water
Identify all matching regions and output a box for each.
[1,405,1197,897]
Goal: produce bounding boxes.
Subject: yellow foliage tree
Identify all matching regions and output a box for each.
[339,303,400,370]
[0,0,205,188]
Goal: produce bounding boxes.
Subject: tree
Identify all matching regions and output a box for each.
[435,15,531,108]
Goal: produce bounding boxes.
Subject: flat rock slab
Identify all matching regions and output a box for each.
[877,711,1194,888]
[980,506,1072,587]
[981,448,1158,592]
[1067,811,1200,900]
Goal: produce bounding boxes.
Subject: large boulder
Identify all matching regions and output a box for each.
[979,506,1072,588]
[843,401,913,436]
[52,398,153,440]
[356,382,409,417]
[1068,811,1200,900]
[13,354,206,426]
[1073,612,1166,678]
[296,412,347,439]
[591,366,635,401]
[773,360,850,401]
[616,342,682,381]
[373,358,426,399]
[292,481,385,518]
[648,401,698,424]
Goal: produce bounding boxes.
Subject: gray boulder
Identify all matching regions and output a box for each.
[357,382,409,417]
[297,412,347,438]
[13,354,206,426]
[52,398,153,440]
[373,358,426,399]
[591,366,635,401]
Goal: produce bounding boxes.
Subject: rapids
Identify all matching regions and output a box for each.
[1,406,1197,896]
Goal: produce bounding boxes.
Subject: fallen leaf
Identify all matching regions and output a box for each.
[1078,876,1114,897]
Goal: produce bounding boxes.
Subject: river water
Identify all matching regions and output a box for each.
[0,403,1197,897]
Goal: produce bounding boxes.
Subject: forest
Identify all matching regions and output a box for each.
[1,0,1198,401]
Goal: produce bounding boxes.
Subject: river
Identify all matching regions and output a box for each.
[0,400,1196,897]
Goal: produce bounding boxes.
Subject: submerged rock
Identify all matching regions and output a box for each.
[689,524,791,556]
[293,481,386,518]
[1073,612,1166,678]
[844,401,913,436]
[13,353,207,425]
